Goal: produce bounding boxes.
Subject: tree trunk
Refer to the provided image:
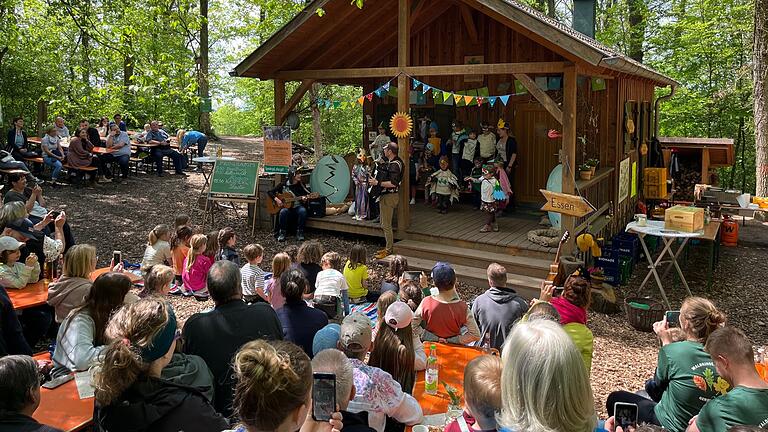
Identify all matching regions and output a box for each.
[547,0,555,18]
[627,0,645,63]
[198,0,211,135]
[756,0,768,195]
[309,83,323,159]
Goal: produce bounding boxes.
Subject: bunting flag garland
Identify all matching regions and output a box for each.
[453,94,462,104]
[422,84,431,94]
[488,96,497,107]
[412,79,422,90]
[500,95,510,106]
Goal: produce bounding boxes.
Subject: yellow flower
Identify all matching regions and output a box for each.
[714,377,730,395]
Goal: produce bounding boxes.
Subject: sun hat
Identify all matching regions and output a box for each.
[0,236,23,253]
[313,323,341,356]
[384,301,414,330]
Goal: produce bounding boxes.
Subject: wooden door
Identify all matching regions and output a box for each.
[512,103,561,203]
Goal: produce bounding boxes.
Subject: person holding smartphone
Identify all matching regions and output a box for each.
[312,349,376,432]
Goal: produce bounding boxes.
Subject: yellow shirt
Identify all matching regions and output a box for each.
[343,261,369,298]
[478,132,496,158]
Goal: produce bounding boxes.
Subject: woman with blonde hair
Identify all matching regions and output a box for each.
[499,319,596,432]
[232,339,342,432]
[606,296,727,431]
[93,298,228,431]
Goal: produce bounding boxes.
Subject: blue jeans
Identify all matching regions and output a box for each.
[278,205,307,233]
[43,154,63,180]
[151,147,184,174]
[100,153,130,177]
[451,153,461,178]
[196,136,208,157]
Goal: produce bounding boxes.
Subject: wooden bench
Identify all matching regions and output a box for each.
[64,164,98,187]
[24,157,44,164]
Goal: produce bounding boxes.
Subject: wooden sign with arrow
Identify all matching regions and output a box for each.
[540,189,596,218]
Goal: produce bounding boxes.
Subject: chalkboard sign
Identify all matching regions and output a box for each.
[210,159,259,196]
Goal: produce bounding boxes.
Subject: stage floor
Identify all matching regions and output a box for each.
[306,202,558,257]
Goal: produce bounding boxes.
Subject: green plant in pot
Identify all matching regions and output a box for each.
[585,158,600,175]
[442,381,463,424]
[579,163,593,180]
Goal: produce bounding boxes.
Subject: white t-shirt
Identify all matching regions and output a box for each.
[313,268,348,297]
[481,177,496,203]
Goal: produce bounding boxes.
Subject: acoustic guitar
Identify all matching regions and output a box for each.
[266,191,321,215]
[545,230,570,287]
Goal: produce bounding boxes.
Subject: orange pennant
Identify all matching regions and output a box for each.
[357,97,364,105]
[464,95,474,105]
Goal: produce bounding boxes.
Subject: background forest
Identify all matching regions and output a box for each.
[0,0,757,191]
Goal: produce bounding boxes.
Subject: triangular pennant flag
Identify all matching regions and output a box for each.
[453,93,462,104]
[464,95,474,105]
[422,84,431,94]
[341,102,348,108]
[433,90,442,102]
[366,93,373,101]
[412,79,422,90]
[357,97,364,105]
[488,96,498,107]
[500,95,510,106]
[476,97,484,106]
[383,82,390,91]
[375,88,384,98]
[333,101,341,109]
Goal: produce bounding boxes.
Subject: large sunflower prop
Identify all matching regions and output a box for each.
[390,112,413,139]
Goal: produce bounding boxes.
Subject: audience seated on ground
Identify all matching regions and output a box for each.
[267,252,291,310]
[314,251,350,319]
[313,348,377,432]
[499,319,596,432]
[524,299,561,322]
[445,355,502,432]
[217,227,240,265]
[230,340,342,432]
[140,224,172,276]
[51,272,131,377]
[0,287,33,356]
[298,240,323,295]
[687,326,768,432]
[93,298,228,432]
[344,244,374,304]
[607,297,727,431]
[275,268,328,357]
[0,236,40,289]
[182,260,283,418]
[380,254,408,294]
[369,299,419,392]
[0,355,63,432]
[472,262,529,351]
[240,243,267,304]
[170,225,192,292]
[338,312,423,432]
[138,264,175,298]
[413,262,480,345]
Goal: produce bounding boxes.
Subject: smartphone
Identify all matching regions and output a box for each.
[553,286,565,297]
[42,373,74,389]
[614,402,638,430]
[113,251,122,266]
[312,373,336,422]
[666,310,680,327]
[49,210,61,219]
[403,271,422,281]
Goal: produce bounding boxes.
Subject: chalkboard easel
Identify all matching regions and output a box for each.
[203,159,261,235]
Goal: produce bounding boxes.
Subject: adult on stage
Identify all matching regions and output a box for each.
[496,119,518,212]
[268,167,311,242]
[370,142,403,260]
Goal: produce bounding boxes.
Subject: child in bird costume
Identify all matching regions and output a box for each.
[427,156,459,214]
[480,164,503,232]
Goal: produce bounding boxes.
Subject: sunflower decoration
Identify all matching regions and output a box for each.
[390,112,413,139]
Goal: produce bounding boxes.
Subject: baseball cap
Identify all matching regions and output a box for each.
[0,236,23,252]
[431,261,456,290]
[339,312,372,353]
[384,301,414,330]
[6,218,36,240]
[312,323,341,356]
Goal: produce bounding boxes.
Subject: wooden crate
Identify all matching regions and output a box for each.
[644,183,668,199]
[664,205,704,232]
[644,168,667,185]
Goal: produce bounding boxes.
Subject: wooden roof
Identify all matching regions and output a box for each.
[658,136,735,167]
[232,0,677,86]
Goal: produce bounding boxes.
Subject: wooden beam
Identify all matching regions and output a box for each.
[406,62,566,76]
[277,79,315,125]
[460,4,479,45]
[397,0,411,237]
[274,79,286,125]
[561,65,577,252]
[513,73,563,125]
[701,147,710,183]
[318,5,399,70]
[276,67,400,80]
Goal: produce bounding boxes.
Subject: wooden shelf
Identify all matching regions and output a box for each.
[576,167,614,190]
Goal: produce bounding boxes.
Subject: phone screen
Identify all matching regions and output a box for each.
[113,251,122,266]
[403,271,421,281]
[614,402,638,429]
[666,310,681,327]
[49,211,60,219]
[553,287,564,297]
[312,373,336,422]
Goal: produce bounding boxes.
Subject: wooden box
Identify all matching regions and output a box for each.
[664,205,704,232]
[644,168,667,185]
[644,183,668,199]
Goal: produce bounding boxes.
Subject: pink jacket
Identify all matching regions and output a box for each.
[182,255,214,292]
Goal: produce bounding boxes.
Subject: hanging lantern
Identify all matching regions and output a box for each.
[390,112,413,139]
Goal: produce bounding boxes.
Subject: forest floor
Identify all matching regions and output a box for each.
[40,135,768,417]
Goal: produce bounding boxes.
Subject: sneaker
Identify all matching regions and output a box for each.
[182,290,194,297]
[277,230,286,242]
[169,286,183,296]
[97,177,112,184]
[193,292,210,302]
[374,249,391,260]
[492,223,499,232]
[296,230,305,241]
[409,198,415,205]
[480,224,492,233]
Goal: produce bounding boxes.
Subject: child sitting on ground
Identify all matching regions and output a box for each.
[427,156,459,214]
[445,355,502,432]
[217,227,240,265]
[0,236,40,289]
[182,234,213,301]
[174,214,191,230]
[170,225,192,294]
[313,251,350,319]
[240,243,267,304]
[343,244,372,304]
[267,252,291,310]
[414,262,480,345]
[140,224,172,276]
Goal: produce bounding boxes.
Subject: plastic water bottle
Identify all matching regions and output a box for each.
[481,332,492,354]
[425,344,438,395]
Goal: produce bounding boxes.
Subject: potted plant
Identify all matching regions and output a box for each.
[586,158,599,175]
[579,163,593,180]
[442,381,463,425]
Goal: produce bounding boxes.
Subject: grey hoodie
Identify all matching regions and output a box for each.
[472,286,528,350]
[47,276,92,323]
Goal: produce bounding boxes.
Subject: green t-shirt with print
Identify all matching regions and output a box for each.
[696,386,768,431]
[654,341,729,432]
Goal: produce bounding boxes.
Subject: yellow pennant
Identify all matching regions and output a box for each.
[453,94,462,104]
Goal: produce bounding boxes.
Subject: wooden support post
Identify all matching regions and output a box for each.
[561,65,577,253]
[460,5,479,44]
[277,79,315,125]
[701,147,710,184]
[397,0,410,237]
[274,79,286,125]
[513,73,563,124]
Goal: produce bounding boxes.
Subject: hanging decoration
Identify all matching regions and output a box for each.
[390,112,413,139]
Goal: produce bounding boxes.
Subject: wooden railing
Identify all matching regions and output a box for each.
[573,167,614,238]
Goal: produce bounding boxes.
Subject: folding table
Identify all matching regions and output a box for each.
[626,220,700,309]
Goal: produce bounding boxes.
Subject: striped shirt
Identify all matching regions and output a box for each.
[240,263,265,297]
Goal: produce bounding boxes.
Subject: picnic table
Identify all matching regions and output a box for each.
[33,352,94,432]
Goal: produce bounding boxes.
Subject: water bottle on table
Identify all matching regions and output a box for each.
[425,344,438,395]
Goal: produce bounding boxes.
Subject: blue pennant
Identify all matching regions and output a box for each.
[500,95,510,106]
[488,96,497,107]
[412,79,422,90]
[422,84,431,94]
[383,82,391,91]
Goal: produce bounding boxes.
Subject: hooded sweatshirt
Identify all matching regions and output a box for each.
[94,376,228,432]
[472,286,528,350]
[47,276,92,323]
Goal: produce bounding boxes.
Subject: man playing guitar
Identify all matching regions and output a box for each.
[268,166,312,242]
